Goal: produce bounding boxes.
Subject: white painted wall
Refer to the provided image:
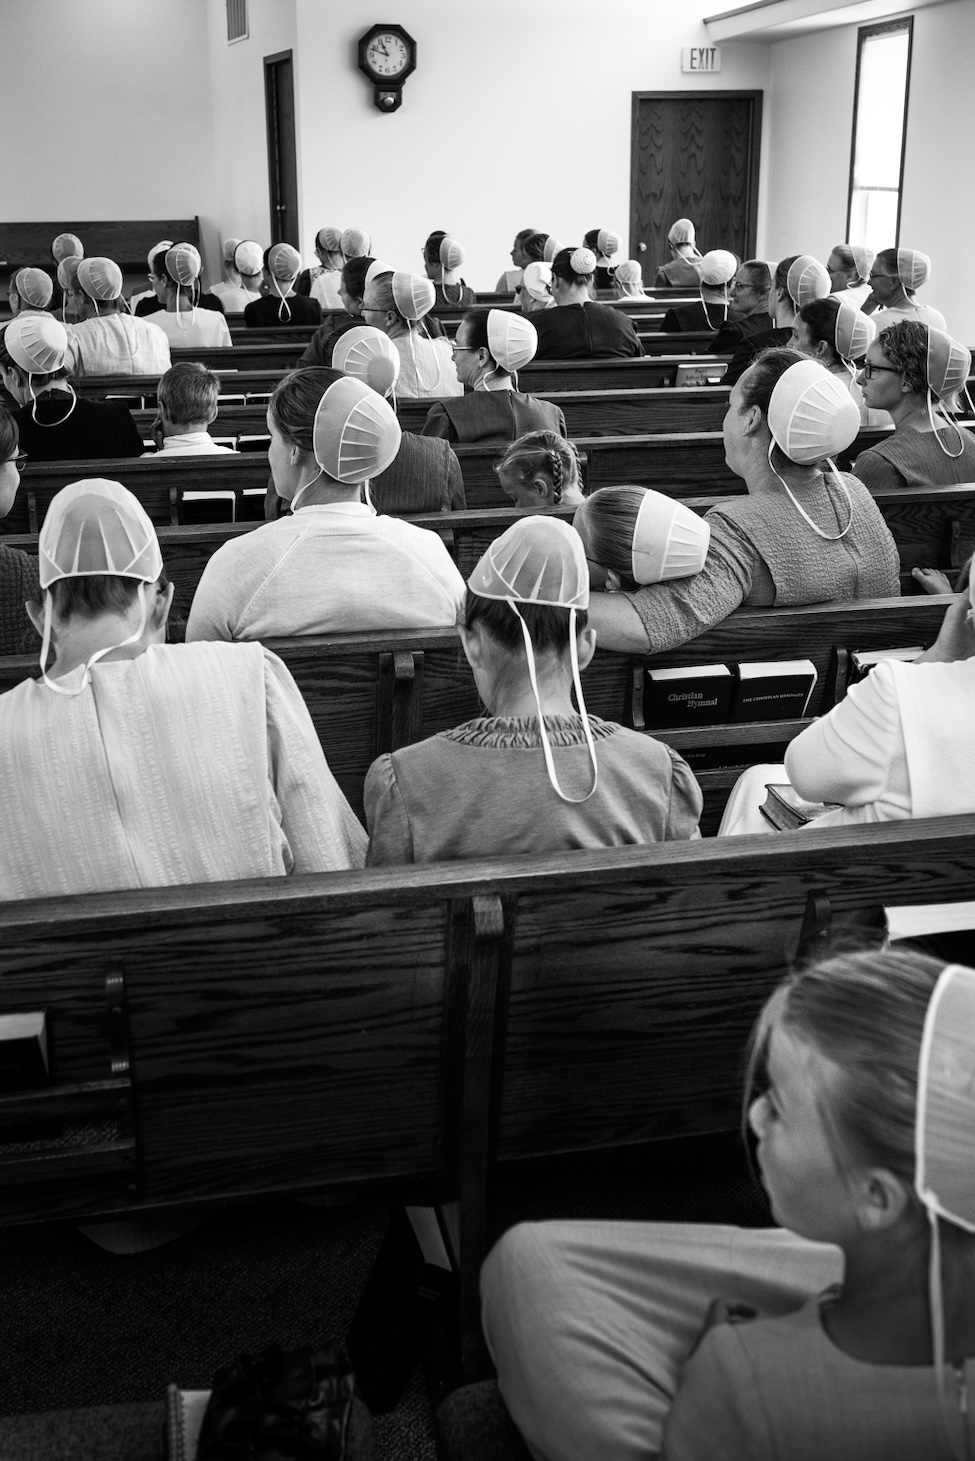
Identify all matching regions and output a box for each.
[0,0,220,280]
[288,0,771,291]
[765,0,974,343]
[204,0,298,261]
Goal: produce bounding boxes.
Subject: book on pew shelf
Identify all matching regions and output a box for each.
[0,1010,49,1091]
[675,362,728,388]
[730,660,817,723]
[643,664,735,730]
[347,1204,455,1413]
[849,646,923,683]
[165,1386,210,1461]
[760,784,842,831]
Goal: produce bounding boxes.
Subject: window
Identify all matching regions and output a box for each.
[226,0,248,44]
[847,20,912,252]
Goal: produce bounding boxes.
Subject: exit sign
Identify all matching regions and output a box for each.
[682,46,721,72]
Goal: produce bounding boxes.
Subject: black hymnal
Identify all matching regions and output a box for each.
[731,660,817,723]
[760,783,841,831]
[643,664,734,730]
[0,1011,49,1092]
[849,646,922,684]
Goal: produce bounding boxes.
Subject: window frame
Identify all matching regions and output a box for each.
[846,17,914,247]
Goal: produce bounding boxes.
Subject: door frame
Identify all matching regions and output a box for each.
[629,90,763,262]
[264,48,299,248]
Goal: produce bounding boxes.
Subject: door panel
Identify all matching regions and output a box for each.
[630,92,762,275]
[264,50,299,248]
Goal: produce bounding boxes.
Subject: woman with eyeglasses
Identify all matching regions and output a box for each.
[710,261,773,356]
[863,249,947,331]
[421,308,566,445]
[0,409,40,654]
[853,322,975,492]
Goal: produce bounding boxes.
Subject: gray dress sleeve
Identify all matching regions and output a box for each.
[622,512,759,654]
[364,753,416,865]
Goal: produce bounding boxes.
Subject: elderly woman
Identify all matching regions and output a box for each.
[864,248,946,330]
[653,218,703,288]
[586,350,900,655]
[1,315,143,461]
[826,243,873,307]
[0,477,365,902]
[361,271,461,397]
[365,515,702,864]
[852,322,975,490]
[0,409,39,654]
[531,248,644,361]
[420,308,566,444]
[186,368,465,640]
[723,254,831,386]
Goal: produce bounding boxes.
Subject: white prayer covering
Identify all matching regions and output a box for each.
[0,641,366,900]
[66,314,172,377]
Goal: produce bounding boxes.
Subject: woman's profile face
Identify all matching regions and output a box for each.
[790,318,816,355]
[339,281,361,316]
[857,342,905,412]
[511,237,528,270]
[0,439,22,519]
[722,371,757,477]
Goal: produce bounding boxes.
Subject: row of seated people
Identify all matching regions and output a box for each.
[1,350,973,880]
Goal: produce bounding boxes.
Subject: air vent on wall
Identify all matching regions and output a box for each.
[227,0,248,43]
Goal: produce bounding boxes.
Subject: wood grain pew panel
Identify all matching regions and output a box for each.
[0,218,200,276]
[393,385,732,439]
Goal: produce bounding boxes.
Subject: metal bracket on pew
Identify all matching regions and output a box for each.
[792,890,832,967]
[0,967,139,1219]
[376,650,425,756]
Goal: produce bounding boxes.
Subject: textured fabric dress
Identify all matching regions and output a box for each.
[0,544,39,655]
[421,389,567,445]
[66,315,171,378]
[723,326,792,386]
[392,334,463,398]
[0,640,366,901]
[243,295,322,328]
[365,713,702,864]
[149,309,232,349]
[852,424,975,491]
[369,433,466,514]
[623,473,900,654]
[710,312,774,359]
[185,500,465,641]
[653,258,703,288]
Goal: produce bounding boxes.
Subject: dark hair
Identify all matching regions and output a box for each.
[875,247,900,281]
[583,229,600,252]
[269,366,344,452]
[739,259,772,292]
[0,326,69,387]
[458,307,492,355]
[423,230,447,266]
[464,590,588,657]
[148,246,169,279]
[158,361,219,425]
[774,255,800,299]
[494,430,581,507]
[574,486,649,580]
[876,320,930,396]
[737,346,808,415]
[550,248,595,287]
[798,296,842,356]
[830,244,858,277]
[34,569,170,621]
[514,228,539,247]
[0,406,19,461]
[364,272,399,323]
[341,255,374,305]
[522,232,547,263]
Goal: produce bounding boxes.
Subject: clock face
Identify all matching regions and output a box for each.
[365,31,410,78]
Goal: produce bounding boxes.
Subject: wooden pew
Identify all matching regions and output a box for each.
[0,218,200,277]
[3,814,975,1377]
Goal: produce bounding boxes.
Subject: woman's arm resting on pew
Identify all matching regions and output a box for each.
[588,513,758,655]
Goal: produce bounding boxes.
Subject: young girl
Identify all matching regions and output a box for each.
[482,946,975,1460]
[573,484,710,592]
[493,430,586,510]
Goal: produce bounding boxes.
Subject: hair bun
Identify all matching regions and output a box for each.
[570,247,597,276]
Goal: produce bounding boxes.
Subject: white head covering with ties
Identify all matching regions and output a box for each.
[331,325,401,399]
[392,272,435,321]
[897,248,931,292]
[766,358,861,541]
[786,255,831,310]
[522,262,553,303]
[486,310,537,374]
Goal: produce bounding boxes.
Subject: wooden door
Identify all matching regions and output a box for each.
[630,92,762,276]
[264,50,299,247]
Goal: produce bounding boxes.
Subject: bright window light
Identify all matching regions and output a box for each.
[848,22,912,253]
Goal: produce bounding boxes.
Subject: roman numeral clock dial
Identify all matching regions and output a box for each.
[358,24,417,113]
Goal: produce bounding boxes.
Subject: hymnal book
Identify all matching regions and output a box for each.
[731,660,817,723]
[165,1386,210,1461]
[849,647,922,684]
[760,784,841,831]
[643,664,734,731]
[675,362,728,388]
[0,1011,49,1092]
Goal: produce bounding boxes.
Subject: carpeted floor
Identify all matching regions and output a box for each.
[2,1131,770,1459]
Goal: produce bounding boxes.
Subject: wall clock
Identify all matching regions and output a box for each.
[358,24,417,113]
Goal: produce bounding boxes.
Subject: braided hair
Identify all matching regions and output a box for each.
[494,430,580,507]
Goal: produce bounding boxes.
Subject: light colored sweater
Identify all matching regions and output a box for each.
[186,500,465,642]
[66,314,171,378]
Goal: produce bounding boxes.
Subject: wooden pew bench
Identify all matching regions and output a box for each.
[0,217,200,278]
[2,814,975,1376]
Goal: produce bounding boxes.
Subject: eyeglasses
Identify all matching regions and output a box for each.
[4,453,27,471]
[451,343,476,355]
[860,362,901,380]
[730,280,760,294]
